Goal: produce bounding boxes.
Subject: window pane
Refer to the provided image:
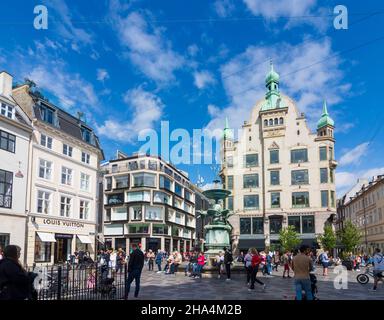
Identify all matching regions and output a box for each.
[227,196,233,210]
[245,154,258,167]
[270,150,279,164]
[270,171,280,185]
[302,216,315,233]
[288,216,301,233]
[271,192,280,208]
[270,217,282,234]
[292,192,309,208]
[243,174,258,188]
[291,149,308,163]
[244,195,259,209]
[321,190,328,207]
[227,176,233,190]
[320,168,328,183]
[252,217,264,234]
[115,175,129,189]
[319,147,327,161]
[291,170,309,185]
[240,218,251,234]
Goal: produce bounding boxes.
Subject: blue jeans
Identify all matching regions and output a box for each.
[267,263,272,275]
[125,269,142,298]
[294,279,313,300]
[156,261,162,271]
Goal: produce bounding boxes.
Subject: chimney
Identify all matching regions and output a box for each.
[0,71,13,98]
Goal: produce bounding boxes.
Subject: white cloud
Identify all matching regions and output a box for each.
[243,0,327,30]
[338,142,370,167]
[187,44,199,57]
[193,70,216,89]
[205,38,349,134]
[207,104,220,117]
[97,87,163,143]
[214,0,235,18]
[109,4,184,83]
[97,69,109,82]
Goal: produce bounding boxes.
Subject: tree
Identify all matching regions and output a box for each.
[338,220,362,254]
[317,225,337,252]
[279,226,301,251]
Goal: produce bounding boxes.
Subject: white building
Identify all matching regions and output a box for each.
[12,83,104,265]
[0,71,32,263]
[220,64,337,253]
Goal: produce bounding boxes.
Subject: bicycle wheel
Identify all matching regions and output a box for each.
[356,274,369,284]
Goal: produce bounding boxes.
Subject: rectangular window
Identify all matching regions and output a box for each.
[321,190,328,208]
[227,156,233,167]
[329,146,333,160]
[61,167,72,185]
[145,206,163,221]
[240,218,251,234]
[319,146,327,161]
[130,206,143,221]
[292,192,310,208]
[0,233,10,250]
[320,168,328,183]
[0,130,16,153]
[225,175,233,190]
[37,190,51,214]
[227,196,233,210]
[105,177,112,190]
[39,104,55,125]
[80,173,90,191]
[81,152,90,164]
[302,216,315,233]
[115,175,129,189]
[271,192,280,208]
[148,160,157,171]
[40,134,52,149]
[270,149,279,164]
[185,190,192,202]
[270,217,282,234]
[153,191,171,204]
[270,170,280,185]
[34,233,51,263]
[133,173,156,188]
[175,212,184,225]
[153,224,169,235]
[291,169,309,185]
[243,174,259,188]
[107,193,124,205]
[0,169,13,208]
[159,175,172,191]
[126,191,150,202]
[252,217,264,234]
[129,161,138,171]
[175,183,183,197]
[244,195,259,209]
[38,159,52,180]
[288,216,301,233]
[81,127,92,143]
[291,149,308,163]
[331,191,335,208]
[79,200,89,220]
[330,169,334,183]
[244,154,258,167]
[62,144,73,157]
[0,103,14,119]
[60,196,72,217]
[128,224,149,234]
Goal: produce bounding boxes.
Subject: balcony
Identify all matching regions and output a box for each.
[329,159,338,169]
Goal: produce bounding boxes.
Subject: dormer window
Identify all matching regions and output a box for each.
[81,127,92,144]
[279,117,284,125]
[264,119,268,126]
[0,103,14,119]
[39,104,55,125]
[274,118,278,125]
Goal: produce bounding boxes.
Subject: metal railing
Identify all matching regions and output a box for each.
[28,263,128,300]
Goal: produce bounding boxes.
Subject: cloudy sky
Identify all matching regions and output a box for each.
[1,0,383,196]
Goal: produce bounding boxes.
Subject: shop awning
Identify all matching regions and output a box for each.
[37,232,56,242]
[77,235,92,244]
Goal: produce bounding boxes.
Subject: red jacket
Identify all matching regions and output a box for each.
[197,255,205,266]
[251,254,261,267]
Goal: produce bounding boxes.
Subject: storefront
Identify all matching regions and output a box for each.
[27,216,96,266]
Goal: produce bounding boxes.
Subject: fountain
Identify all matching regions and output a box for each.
[198,180,234,264]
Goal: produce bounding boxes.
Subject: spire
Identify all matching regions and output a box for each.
[223,117,233,140]
[322,99,328,116]
[317,99,334,129]
[261,60,281,111]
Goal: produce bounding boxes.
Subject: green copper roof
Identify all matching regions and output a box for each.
[261,61,282,112]
[265,62,280,84]
[223,117,234,139]
[317,100,334,129]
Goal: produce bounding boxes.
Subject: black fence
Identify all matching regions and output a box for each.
[28,263,128,300]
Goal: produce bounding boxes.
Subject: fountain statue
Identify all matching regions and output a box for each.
[198,179,234,258]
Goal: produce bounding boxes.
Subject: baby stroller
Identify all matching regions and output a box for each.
[97,269,116,299]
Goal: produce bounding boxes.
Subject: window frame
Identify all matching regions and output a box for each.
[0,169,13,209]
[290,148,308,163]
[0,129,16,153]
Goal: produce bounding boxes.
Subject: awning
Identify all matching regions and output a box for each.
[37,232,56,242]
[77,235,93,244]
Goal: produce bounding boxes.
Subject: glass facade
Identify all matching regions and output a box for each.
[159,175,172,191]
[133,173,156,187]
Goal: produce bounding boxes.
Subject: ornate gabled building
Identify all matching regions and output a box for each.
[220,63,337,254]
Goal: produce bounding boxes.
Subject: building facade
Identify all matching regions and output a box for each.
[220,64,337,254]
[0,71,32,263]
[337,175,384,254]
[102,154,196,253]
[12,83,104,265]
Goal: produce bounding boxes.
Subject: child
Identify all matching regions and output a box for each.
[87,271,96,289]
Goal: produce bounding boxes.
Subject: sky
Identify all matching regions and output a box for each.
[0,0,383,197]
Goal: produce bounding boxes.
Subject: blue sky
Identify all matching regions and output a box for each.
[1,0,383,196]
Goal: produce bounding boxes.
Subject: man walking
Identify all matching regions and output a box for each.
[224,247,233,281]
[371,248,384,291]
[125,243,144,299]
[292,245,313,300]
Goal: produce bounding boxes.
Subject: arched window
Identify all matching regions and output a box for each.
[269,119,273,126]
[274,118,278,125]
[264,119,268,126]
[279,117,284,125]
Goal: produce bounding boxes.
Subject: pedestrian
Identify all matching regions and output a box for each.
[215,251,224,279]
[319,250,330,276]
[189,251,198,277]
[244,249,253,286]
[165,253,175,274]
[155,250,163,273]
[174,251,182,273]
[125,243,144,299]
[147,249,155,271]
[273,250,280,272]
[266,250,273,276]
[260,251,267,275]
[292,245,313,300]
[248,248,265,291]
[237,251,245,263]
[282,250,291,278]
[0,245,37,300]
[195,252,205,278]
[223,247,233,281]
[371,248,384,291]
[355,255,361,272]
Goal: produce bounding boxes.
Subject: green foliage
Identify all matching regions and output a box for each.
[279,226,301,251]
[337,220,362,254]
[317,225,337,252]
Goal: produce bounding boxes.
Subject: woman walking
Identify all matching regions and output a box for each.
[244,249,253,285]
[248,248,266,291]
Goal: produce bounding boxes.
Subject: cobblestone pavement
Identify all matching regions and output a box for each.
[129,265,384,300]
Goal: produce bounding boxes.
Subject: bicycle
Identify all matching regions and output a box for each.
[356,267,383,284]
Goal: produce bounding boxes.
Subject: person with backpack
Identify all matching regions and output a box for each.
[319,250,330,276]
[372,248,384,291]
[223,247,233,281]
[248,248,266,291]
